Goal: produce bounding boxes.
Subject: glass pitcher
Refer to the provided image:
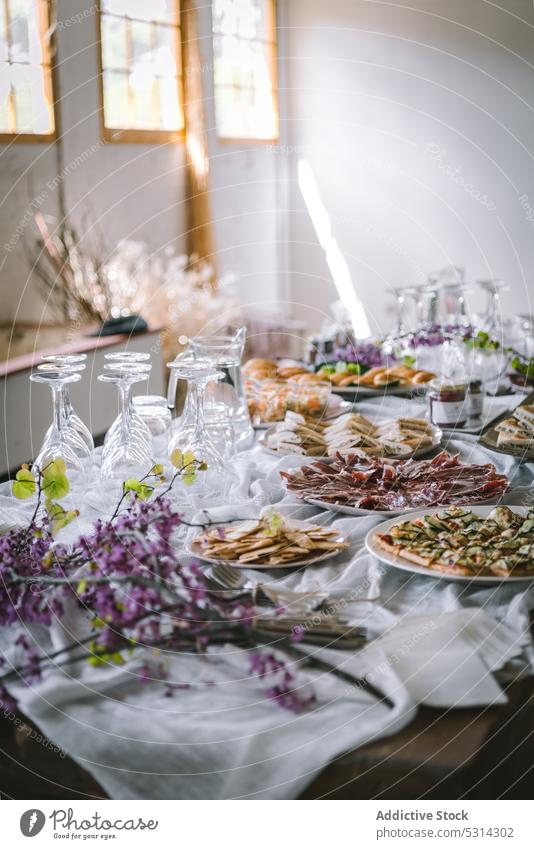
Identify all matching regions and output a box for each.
[188,325,254,450]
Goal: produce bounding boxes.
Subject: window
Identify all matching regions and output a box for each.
[0,0,55,140]
[212,0,278,141]
[98,0,184,142]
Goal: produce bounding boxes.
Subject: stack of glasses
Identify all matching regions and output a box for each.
[30,353,94,476]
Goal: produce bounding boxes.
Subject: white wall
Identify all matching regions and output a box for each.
[281,0,534,336]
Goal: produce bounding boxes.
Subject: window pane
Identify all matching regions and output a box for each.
[213,0,278,141]
[157,75,182,130]
[0,79,11,131]
[103,69,129,128]
[0,102,9,131]
[153,23,178,76]
[100,3,183,134]
[101,15,127,70]
[101,0,176,24]
[213,0,274,41]
[131,19,152,68]
[0,2,7,62]
[1,0,53,135]
[8,0,31,62]
[130,72,158,128]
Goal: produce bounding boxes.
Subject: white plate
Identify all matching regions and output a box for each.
[185,519,349,570]
[331,383,428,398]
[303,496,405,518]
[252,395,352,430]
[259,418,442,461]
[299,491,501,519]
[365,505,534,583]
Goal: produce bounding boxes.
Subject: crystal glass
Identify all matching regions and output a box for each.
[39,358,94,457]
[103,362,152,449]
[104,351,151,363]
[167,362,231,505]
[30,370,85,475]
[133,395,172,458]
[188,325,254,450]
[99,368,154,480]
[168,353,237,459]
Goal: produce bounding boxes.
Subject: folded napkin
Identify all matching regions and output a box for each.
[358,608,529,708]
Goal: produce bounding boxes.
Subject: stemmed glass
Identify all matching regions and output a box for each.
[30,370,85,475]
[38,357,94,459]
[167,362,232,504]
[103,362,152,450]
[98,366,154,480]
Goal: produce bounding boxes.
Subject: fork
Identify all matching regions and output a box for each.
[209,563,328,611]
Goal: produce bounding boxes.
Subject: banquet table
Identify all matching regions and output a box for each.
[1,394,534,800]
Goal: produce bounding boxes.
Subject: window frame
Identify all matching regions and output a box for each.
[0,0,57,143]
[212,0,279,144]
[96,0,185,144]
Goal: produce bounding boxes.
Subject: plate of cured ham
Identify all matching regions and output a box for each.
[280,451,510,517]
[366,505,534,582]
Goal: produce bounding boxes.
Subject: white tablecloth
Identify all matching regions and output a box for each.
[1,395,534,799]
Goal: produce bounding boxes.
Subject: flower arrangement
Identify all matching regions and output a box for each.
[0,456,375,718]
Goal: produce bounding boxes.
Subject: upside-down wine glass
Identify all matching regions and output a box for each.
[98,367,154,480]
[37,360,93,461]
[167,362,232,505]
[30,370,85,475]
[103,362,152,450]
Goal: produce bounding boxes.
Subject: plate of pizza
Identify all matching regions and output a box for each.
[366,505,534,582]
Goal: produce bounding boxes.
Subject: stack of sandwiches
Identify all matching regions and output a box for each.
[495,403,534,448]
[263,412,437,459]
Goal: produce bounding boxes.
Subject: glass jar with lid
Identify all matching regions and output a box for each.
[428,379,468,428]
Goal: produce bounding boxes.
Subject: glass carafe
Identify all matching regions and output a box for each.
[188,326,253,450]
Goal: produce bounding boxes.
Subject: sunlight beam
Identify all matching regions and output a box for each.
[298,159,370,338]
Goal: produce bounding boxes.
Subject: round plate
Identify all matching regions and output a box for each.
[303,496,405,518]
[331,383,428,398]
[185,519,348,570]
[258,418,442,461]
[365,505,534,583]
[252,394,352,430]
[299,491,502,519]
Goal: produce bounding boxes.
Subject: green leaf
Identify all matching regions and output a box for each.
[124,478,142,493]
[170,448,183,469]
[198,461,208,471]
[124,479,153,501]
[41,460,70,500]
[183,450,196,468]
[265,509,283,535]
[76,579,87,595]
[346,362,362,374]
[151,463,164,476]
[12,467,36,500]
[402,355,416,367]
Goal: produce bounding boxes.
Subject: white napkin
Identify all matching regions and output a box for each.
[359,608,528,708]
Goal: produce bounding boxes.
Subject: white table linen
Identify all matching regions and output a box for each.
[1,395,533,799]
